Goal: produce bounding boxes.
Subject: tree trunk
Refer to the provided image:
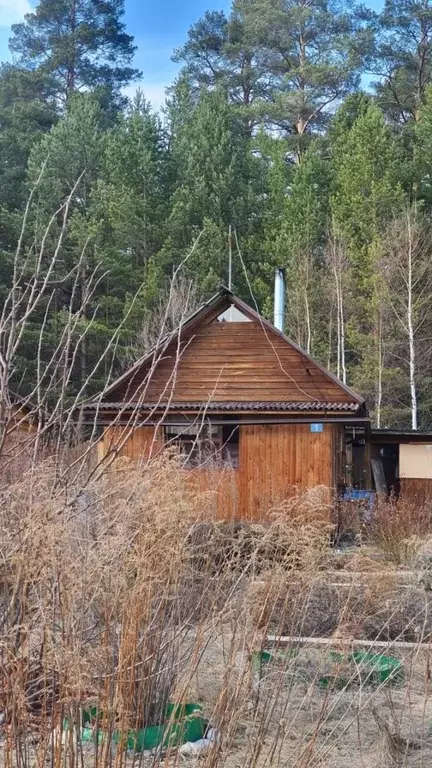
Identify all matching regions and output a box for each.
[407,217,418,430]
[376,311,383,429]
[304,287,311,355]
[336,285,341,380]
[339,282,346,385]
[327,303,333,371]
[331,257,346,384]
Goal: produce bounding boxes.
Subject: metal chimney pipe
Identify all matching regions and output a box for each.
[274,267,286,332]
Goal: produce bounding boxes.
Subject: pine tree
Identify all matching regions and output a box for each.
[330,103,405,415]
[9,0,140,108]
[173,7,272,135]
[0,64,57,310]
[0,65,56,214]
[327,92,373,149]
[94,92,168,270]
[375,0,432,124]
[266,140,331,354]
[164,88,260,295]
[414,85,432,204]
[331,104,404,293]
[233,0,375,153]
[28,93,103,220]
[173,11,229,92]
[18,95,106,394]
[87,92,170,364]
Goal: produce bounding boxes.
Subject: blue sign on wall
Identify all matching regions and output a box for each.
[310,423,324,433]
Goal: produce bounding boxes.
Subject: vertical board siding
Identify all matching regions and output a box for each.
[0,420,39,485]
[99,425,162,463]
[185,468,239,520]
[400,478,432,505]
[239,424,334,520]
[98,422,335,521]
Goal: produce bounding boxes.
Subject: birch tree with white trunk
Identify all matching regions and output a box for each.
[325,234,348,384]
[379,208,432,431]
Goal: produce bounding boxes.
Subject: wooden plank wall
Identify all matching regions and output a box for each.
[112,320,355,405]
[98,425,162,464]
[238,424,334,519]
[400,478,432,505]
[185,468,239,520]
[98,422,336,520]
[0,416,39,486]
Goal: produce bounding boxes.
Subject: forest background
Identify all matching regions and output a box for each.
[2,0,432,430]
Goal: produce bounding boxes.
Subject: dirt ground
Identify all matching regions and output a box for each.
[1,633,431,767]
[182,630,432,768]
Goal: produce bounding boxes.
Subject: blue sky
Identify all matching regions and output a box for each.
[0,0,382,111]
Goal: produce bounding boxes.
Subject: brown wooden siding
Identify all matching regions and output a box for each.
[400,478,432,505]
[98,425,163,463]
[332,424,347,491]
[99,422,336,520]
[112,320,355,405]
[238,424,334,518]
[186,468,239,520]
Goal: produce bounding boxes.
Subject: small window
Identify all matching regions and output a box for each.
[216,306,251,322]
[164,423,240,469]
[165,424,220,468]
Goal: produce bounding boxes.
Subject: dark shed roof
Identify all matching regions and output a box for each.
[372,429,432,443]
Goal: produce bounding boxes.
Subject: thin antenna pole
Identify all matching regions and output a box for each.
[228,224,232,291]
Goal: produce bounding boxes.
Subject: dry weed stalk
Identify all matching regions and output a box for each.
[1,455,432,767]
[368,496,432,565]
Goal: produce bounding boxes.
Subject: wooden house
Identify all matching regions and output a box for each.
[87,288,369,519]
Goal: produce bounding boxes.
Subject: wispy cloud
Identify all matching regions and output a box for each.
[0,0,32,28]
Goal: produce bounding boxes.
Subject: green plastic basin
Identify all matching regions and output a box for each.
[64,701,207,752]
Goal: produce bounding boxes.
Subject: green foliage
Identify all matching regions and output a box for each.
[330,103,406,407]
[28,93,104,217]
[0,65,56,211]
[331,104,405,290]
[375,0,432,125]
[164,87,263,295]
[176,0,376,152]
[173,7,273,135]
[0,63,57,279]
[414,86,432,204]
[9,0,140,107]
[262,139,331,353]
[2,0,432,426]
[92,92,168,271]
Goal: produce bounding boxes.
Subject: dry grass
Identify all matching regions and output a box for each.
[368,496,432,565]
[0,452,432,768]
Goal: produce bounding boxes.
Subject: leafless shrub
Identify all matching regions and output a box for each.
[0,453,432,767]
[185,489,332,578]
[368,496,432,565]
[133,274,202,359]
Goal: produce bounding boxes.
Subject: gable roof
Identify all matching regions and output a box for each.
[95,288,364,413]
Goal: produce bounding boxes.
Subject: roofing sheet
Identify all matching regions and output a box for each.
[83,400,360,413]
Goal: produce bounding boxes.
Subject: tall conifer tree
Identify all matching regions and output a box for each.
[9,0,140,108]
